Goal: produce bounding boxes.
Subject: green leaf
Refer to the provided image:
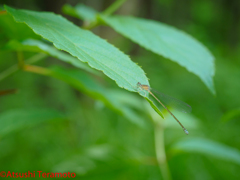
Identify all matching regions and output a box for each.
[99,15,215,94]
[62,4,98,21]
[170,138,240,165]
[5,6,148,93]
[3,6,163,120]
[0,109,65,136]
[221,107,240,122]
[3,39,97,74]
[47,66,147,127]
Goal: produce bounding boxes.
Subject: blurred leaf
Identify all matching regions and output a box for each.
[53,155,96,175]
[62,4,98,21]
[170,138,240,165]
[47,66,147,127]
[3,39,97,74]
[5,6,149,94]
[221,107,240,122]
[0,12,39,40]
[85,144,114,161]
[0,109,65,136]
[53,144,115,175]
[100,15,215,94]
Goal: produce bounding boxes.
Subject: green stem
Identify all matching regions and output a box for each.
[0,64,18,82]
[26,53,48,64]
[0,53,47,81]
[103,0,127,15]
[83,0,126,30]
[82,21,99,30]
[154,121,172,180]
[17,51,24,69]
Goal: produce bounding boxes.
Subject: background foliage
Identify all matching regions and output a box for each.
[0,0,240,179]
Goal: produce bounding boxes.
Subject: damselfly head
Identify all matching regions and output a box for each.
[137,82,150,91]
[137,82,141,87]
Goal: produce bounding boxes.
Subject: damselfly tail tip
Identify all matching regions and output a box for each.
[184,129,189,135]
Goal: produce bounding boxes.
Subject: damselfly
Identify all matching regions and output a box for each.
[137,82,192,135]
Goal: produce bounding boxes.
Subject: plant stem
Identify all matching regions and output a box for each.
[0,64,18,82]
[84,0,126,30]
[0,53,47,81]
[82,21,99,30]
[154,121,172,180]
[26,53,48,64]
[24,64,51,76]
[103,0,127,15]
[17,51,24,69]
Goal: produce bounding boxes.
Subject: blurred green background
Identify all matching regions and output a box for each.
[0,0,240,179]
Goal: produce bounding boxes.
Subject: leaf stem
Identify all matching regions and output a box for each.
[103,0,127,15]
[154,121,172,180]
[17,51,24,69]
[23,64,51,76]
[0,53,47,81]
